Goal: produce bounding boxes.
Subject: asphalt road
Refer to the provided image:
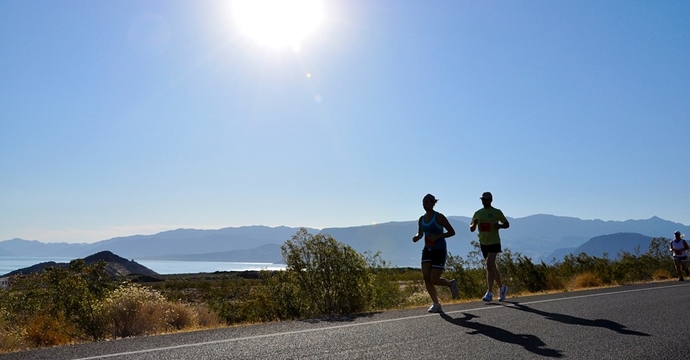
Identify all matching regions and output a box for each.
[3,281,690,360]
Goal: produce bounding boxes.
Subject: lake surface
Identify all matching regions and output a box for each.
[0,257,286,276]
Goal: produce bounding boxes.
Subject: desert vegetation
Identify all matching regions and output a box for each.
[0,229,677,353]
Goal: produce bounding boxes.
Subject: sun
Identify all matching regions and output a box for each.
[231,0,325,51]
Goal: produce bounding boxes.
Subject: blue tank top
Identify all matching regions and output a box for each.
[421,212,446,250]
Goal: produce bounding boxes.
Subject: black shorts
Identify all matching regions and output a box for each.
[481,243,502,259]
[421,247,448,270]
[674,256,688,263]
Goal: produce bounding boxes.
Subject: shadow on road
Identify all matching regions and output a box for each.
[505,302,650,336]
[440,312,564,358]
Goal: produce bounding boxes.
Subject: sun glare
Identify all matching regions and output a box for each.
[232,0,325,50]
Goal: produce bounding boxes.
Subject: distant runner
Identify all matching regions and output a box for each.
[412,194,459,313]
[470,192,510,302]
[670,230,689,281]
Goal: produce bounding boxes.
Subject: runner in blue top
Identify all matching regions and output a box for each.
[412,194,458,313]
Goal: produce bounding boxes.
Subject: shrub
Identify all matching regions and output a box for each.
[46,260,112,341]
[278,228,375,317]
[0,260,113,343]
[231,278,288,324]
[405,286,433,307]
[0,311,25,353]
[162,302,198,331]
[24,314,72,347]
[610,252,648,284]
[647,237,672,260]
[572,272,603,289]
[365,253,408,310]
[201,278,256,324]
[511,255,549,293]
[445,254,485,299]
[653,269,673,281]
[103,283,167,338]
[191,303,223,328]
[544,273,566,291]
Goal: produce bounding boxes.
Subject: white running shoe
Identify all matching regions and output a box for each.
[427,303,443,313]
[499,285,508,301]
[450,279,459,299]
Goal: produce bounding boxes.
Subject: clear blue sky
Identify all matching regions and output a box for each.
[2,0,689,243]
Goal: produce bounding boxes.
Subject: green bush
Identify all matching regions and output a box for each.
[278,228,375,317]
[513,256,549,293]
[201,277,257,324]
[366,253,408,310]
[200,226,389,323]
[0,260,113,343]
[444,254,485,299]
[46,260,113,341]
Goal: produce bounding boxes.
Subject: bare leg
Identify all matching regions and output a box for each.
[430,268,451,287]
[422,262,439,303]
[485,253,502,292]
[675,258,684,278]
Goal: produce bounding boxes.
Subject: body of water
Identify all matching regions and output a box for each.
[0,257,285,276]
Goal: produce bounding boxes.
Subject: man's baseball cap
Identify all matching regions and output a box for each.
[480,192,493,200]
[675,231,682,235]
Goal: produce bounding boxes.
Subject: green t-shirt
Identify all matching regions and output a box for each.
[472,207,508,245]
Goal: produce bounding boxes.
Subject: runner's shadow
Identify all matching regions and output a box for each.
[440,312,564,358]
[506,302,650,336]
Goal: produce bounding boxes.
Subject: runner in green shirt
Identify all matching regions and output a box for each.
[470,192,510,301]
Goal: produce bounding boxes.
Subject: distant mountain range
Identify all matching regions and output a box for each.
[1,215,687,269]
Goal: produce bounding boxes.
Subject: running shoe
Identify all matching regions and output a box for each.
[499,285,508,301]
[482,291,493,302]
[427,303,443,313]
[450,279,459,299]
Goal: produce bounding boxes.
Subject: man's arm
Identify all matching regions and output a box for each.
[497,210,510,229]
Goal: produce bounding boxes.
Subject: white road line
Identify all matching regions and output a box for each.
[73,283,687,360]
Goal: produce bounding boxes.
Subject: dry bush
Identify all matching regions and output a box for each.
[572,272,603,289]
[24,315,72,347]
[0,314,27,354]
[102,284,222,337]
[192,304,223,328]
[162,302,198,331]
[652,269,673,281]
[0,332,25,354]
[103,284,168,338]
[404,283,431,307]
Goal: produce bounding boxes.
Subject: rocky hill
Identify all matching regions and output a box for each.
[2,251,159,277]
